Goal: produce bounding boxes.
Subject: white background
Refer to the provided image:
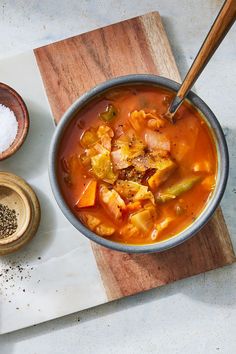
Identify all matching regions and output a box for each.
[0,1,236,353]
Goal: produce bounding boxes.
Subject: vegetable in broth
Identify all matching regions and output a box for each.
[57,85,217,245]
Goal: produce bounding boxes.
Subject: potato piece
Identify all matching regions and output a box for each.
[148,159,176,190]
[99,185,126,220]
[130,209,154,233]
[75,180,97,209]
[134,186,155,204]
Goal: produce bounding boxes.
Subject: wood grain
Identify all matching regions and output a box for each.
[34,12,235,301]
[91,209,234,299]
[34,12,180,123]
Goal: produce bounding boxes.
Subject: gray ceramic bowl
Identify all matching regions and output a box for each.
[49,74,229,253]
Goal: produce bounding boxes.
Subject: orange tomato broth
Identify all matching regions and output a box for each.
[57,85,217,244]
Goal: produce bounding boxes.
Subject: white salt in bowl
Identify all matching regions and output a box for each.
[0,82,29,161]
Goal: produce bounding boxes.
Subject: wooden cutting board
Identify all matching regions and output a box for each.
[34,12,235,301]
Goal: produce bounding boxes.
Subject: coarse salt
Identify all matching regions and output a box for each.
[0,104,18,153]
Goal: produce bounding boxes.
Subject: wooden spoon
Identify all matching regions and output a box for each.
[166,0,236,123]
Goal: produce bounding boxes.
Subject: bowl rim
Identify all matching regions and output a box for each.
[49,74,229,253]
[0,82,29,161]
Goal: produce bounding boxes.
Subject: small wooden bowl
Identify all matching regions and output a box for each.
[0,172,40,255]
[0,82,29,161]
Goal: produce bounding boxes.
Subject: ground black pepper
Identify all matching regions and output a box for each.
[0,203,18,238]
[0,255,42,303]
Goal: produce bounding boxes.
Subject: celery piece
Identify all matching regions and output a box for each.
[156,176,201,202]
[99,104,117,122]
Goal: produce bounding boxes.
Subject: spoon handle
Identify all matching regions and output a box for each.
[169,0,236,116]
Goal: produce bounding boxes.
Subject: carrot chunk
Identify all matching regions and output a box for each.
[76,180,97,208]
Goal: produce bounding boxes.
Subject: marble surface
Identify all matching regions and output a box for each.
[0,52,107,334]
[0,0,236,353]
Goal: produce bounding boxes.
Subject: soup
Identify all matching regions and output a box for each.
[57,85,217,245]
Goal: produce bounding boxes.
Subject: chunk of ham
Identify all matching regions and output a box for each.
[144,129,170,151]
[111,149,131,170]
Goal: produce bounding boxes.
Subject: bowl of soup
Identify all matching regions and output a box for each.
[49,75,228,253]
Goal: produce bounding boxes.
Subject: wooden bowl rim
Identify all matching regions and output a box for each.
[0,82,29,161]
